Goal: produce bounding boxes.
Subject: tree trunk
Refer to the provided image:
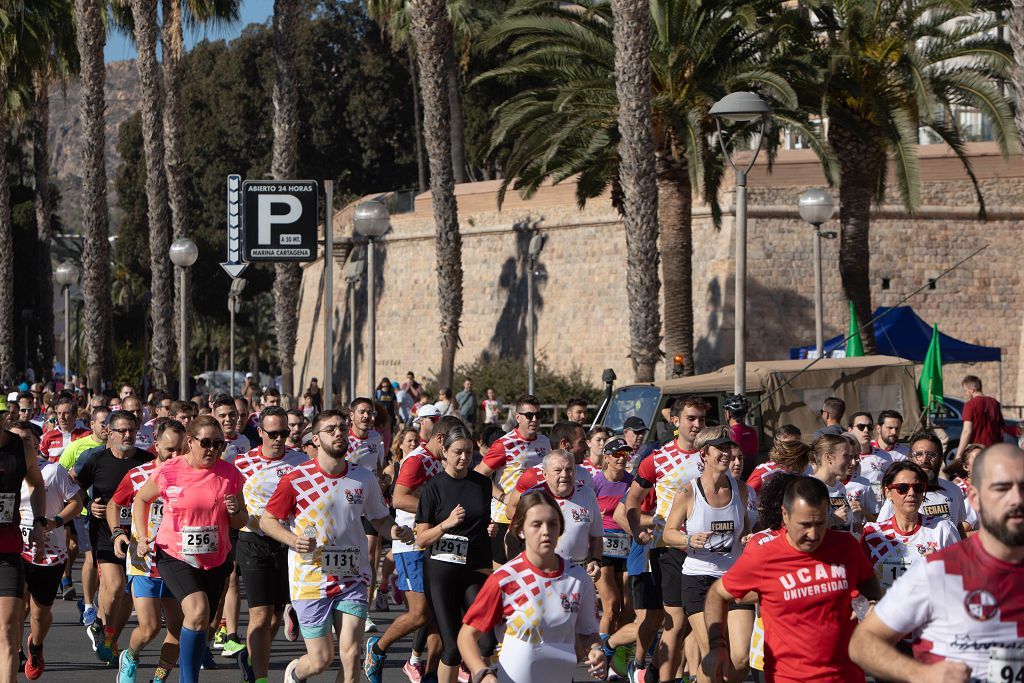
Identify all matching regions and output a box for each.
[408,0,463,390]
[162,0,191,369]
[611,0,661,382]
[657,151,693,377]
[1010,0,1024,145]
[447,51,467,184]
[0,71,15,384]
[75,0,113,392]
[132,0,175,391]
[408,45,427,193]
[829,119,885,355]
[33,75,55,379]
[272,0,301,401]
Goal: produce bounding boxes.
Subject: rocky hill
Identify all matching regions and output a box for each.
[48,60,141,235]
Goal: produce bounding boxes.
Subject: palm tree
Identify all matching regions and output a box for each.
[1010,0,1024,144]
[801,0,1018,352]
[75,0,115,391]
[32,76,56,380]
[0,69,13,383]
[479,0,825,377]
[407,0,464,389]
[272,0,302,401]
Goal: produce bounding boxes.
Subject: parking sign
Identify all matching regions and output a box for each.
[242,180,319,261]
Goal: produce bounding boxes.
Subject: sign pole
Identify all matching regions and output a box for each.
[323,181,334,410]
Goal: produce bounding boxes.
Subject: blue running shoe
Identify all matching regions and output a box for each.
[363,635,385,683]
[117,649,138,683]
[200,646,218,670]
[82,604,97,626]
[237,648,255,683]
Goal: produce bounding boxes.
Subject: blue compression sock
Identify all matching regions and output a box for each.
[177,627,205,683]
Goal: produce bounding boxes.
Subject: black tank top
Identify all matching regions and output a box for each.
[0,432,28,554]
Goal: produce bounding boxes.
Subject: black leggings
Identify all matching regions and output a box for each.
[413,625,428,653]
[424,558,495,666]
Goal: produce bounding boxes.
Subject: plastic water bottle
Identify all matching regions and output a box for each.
[852,594,871,621]
[300,525,317,562]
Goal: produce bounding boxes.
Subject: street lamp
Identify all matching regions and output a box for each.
[527,233,546,395]
[169,238,199,400]
[798,189,836,359]
[710,91,771,397]
[343,249,366,403]
[353,200,389,398]
[55,261,79,385]
[228,277,247,396]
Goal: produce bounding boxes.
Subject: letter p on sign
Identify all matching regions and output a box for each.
[257,195,302,245]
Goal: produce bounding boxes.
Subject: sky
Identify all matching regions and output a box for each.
[104,0,275,63]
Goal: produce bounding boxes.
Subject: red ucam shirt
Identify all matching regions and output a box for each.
[721,529,875,683]
[40,427,91,463]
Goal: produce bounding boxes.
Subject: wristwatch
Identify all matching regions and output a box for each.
[471,667,497,683]
[52,515,64,528]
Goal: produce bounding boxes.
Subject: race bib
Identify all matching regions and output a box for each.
[118,505,132,527]
[149,501,164,528]
[322,545,360,576]
[987,647,1024,683]
[181,526,218,555]
[430,534,468,565]
[0,493,16,523]
[871,482,882,500]
[603,530,630,559]
[878,556,912,589]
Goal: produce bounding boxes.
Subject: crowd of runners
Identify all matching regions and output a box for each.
[0,376,1019,683]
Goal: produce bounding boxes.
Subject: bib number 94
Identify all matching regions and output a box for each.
[989,647,1024,683]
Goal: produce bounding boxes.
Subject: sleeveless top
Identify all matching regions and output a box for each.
[681,475,745,577]
[0,433,28,554]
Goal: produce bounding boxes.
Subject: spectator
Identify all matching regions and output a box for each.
[565,397,588,424]
[456,378,477,427]
[305,377,323,413]
[394,382,414,427]
[376,377,398,428]
[434,388,458,417]
[955,375,1009,458]
[401,371,423,402]
[481,387,503,425]
[812,396,846,439]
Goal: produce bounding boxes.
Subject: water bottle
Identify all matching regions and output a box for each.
[300,525,317,562]
[852,594,871,621]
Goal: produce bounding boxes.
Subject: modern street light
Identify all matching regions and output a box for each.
[798,189,837,359]
[169,238,199,400]
[353,200,389,398]
[527,233,546,395]
[710,91,772,397]
[343,249,366,403]
[55,261,79,385]
[228,277,247,396]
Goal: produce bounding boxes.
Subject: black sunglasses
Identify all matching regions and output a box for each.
[518,411,541,421]
[853,423,874,431]
[887,482,926,495]
[263,429,289,440]
[196,437,226,451]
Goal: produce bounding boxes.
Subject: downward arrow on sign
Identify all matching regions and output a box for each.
[221,173,248,279]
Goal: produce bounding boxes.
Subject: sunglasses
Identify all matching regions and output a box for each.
[196,437,226,451]
[910,450,939,459]
[17,408,31,413]
[263,429,289,440]
[518,411,541,421]
[109,427,137,435]
[853,423,874,431]
[887,482,926,495]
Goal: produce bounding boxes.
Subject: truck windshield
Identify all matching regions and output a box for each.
[603,386,662,433]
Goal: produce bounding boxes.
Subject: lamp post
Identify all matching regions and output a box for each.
[343,249,366,403]
[527,234,546,395]
[709,91,771,397]
[169,238,199,400]
[798,189,836,359]
[353,200,389,398]
[55,261,79,386]
[228,277,247,396]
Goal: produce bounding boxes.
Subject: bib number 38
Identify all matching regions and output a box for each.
[181,526,218,555]
[988,647,1024,683]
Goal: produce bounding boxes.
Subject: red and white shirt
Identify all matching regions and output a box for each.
[111,460,163,577]
[463,554,599,683]
[235,447,307,536]
[873,534,1024,679]
[20,459,79,566]
[870,441,909,462]
[953,476,970,498]
[39,427,91,462]
[222,433,252,462]
[860,516,959,589]
[265,459,390,601]
[517,480,602,564]
[634,440,702,545]
[857,449,894,500]
[346,430,385,472]
[514,464,593,494]
[746,460,808,493]
[483,429,551,523]
[393,446,444,554]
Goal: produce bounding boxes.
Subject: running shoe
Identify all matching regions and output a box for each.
[221,634,245,657]
[364,617,378,633]
[117,649,138,683]
[86,620,102,652]
[457,664,471,683]
[212,625,228,650]
[150,665,170,683]
[60,576,76,601]
[402,660,426,683]
[373,586,389,612]
[284,658,304,682]
[364,636,386,683]
[96,629,117,663]
[237,648,255,683]
[284,603,299,642]
[626,660,647,683]
[24,637,44,680]
[390,574,404,607]
[82,604,98,626]
[200,646,218,670]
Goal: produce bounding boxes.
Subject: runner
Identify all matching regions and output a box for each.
[703,477,882,683]
[723,394,759,481]
[593,438,633,646]
[76,409,155,662]
[412,422,494,683]
[840,433,879,530]
[459,490,605,683]
[0,419,48,681]
[110,419,188,683]
[475,394,551,566]
[260,409,414,683]
[10,421,82,679]
[850,443,1024,681]
[365,416,464,683]
[584,426,612,477]
[508,422,595,501]
[347,397,388,631]
[230,406,307,683]
[745,438,811,493]
[946,442,983,498]
[872,410,910,461]
[133,414,247,683]
[809,434,855,533]
[625,396,707,683]
[39,395,90,462]
[663,426,752,683]
[122,396,156,452]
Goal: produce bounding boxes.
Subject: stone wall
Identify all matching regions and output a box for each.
[293,142,1024,409]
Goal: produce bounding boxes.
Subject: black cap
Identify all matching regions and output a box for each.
[623,416,647,432]
[704,434,739,449]
[603,437,630,455]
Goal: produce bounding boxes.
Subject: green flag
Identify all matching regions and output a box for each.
[846,300,864,357]
[919,323,944,411]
